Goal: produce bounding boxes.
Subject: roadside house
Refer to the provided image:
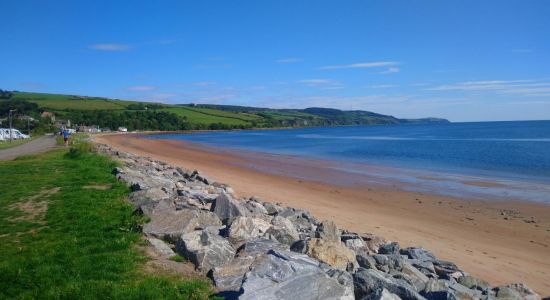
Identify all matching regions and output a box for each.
[54,119,71,128]
[41,111,56,121]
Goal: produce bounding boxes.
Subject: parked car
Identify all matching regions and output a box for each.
[0,128,30,140]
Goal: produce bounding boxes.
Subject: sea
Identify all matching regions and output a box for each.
[149,120,550,203]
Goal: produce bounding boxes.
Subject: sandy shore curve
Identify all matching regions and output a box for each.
[95,133,550,295]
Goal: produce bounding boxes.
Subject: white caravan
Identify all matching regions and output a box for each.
[0,128,30,140]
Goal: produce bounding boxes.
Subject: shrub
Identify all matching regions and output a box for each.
[67,141,93,158]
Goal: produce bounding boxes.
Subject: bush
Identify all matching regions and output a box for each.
[67,141,93,158]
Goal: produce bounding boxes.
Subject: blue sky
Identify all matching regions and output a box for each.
[1,0,549,122]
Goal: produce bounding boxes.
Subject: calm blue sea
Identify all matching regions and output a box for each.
[149,120,550,202]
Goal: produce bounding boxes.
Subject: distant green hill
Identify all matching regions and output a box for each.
[1,90,449,132]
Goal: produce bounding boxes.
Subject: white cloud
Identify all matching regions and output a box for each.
[424,79,550,97]
[369,84,398,89]
[319,61,399,70]
[297,79,343,89]
[192,81,216,87]
[276,57,302,63]
[379,67,400,74]
[146,93,181,102]
[127,85,157,91]
[192,94,236,103]
[89,43,131,51]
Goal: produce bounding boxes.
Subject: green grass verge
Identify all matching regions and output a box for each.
[0,149,218,299]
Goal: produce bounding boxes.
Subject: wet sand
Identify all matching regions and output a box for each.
[96,133,550,295]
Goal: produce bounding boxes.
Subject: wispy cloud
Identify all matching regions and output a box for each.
[192,94,236,103]
[425,79,550,97]
[297,79,343,89]
[276,57,302,63]
[146,93,181,102]
[127,85,157,91]
[89,43,131,51]
[369,84,398,89]
[379,67,400,74]
[319,61,399,70]
[192,81,216,87]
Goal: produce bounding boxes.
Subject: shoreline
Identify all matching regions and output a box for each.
[95,133,550,295]
[145,131,550,204]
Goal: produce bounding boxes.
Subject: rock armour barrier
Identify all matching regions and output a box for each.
[97,143,544,300]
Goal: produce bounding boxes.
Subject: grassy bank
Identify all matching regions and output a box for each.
[0,147,217,299]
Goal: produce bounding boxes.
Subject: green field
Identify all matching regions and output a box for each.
[11,92,134,110]
[160,106,258,126]
[0,147,217,299]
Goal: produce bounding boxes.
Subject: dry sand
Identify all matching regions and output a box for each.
[96,133,550,295]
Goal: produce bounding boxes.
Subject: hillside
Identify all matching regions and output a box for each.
[1,90,449,132]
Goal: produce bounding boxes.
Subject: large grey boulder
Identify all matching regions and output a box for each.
[243,199,269,215]
[353,268,426,300]
[237,238,290,257]
[379,242,401,255]
[228,217,271,245]
[175,196,210,211]
[176,229,236,272]
[421,279,458,300]
[262,201,284,215]
[211,192,248,225]
[117,168,176,194]
[195,210,223,230]
[315,220,341,242]
[135,196,176,217]
[362,287,403,300]
[400,247,436,262]
[400,262,430,291]
[346,238,368,252]
[357,252,378,270]
[147,237,176,258]
[290,239,309,254]
[210,255,255,291]
[458,275,491,292]
[373,254,404,273]
[278,208,318,233]
[143,209,201,242]
[408,259,437,277]
[494,286,524,300]
[323,267,355,299]
[129,187,170,203]
[448,282,483,300]
[432,260,460,277]
[495,283,541,300]
[239,250,354,300]
[265,216,300,245]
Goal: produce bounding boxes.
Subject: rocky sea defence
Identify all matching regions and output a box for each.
[97,143,544,300]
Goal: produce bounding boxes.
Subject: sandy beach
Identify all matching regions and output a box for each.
[96,133,550,295]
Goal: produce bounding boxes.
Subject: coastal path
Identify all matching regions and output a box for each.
[0,135,57,160]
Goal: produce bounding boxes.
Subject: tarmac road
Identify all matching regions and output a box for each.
[0,135,58,160]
